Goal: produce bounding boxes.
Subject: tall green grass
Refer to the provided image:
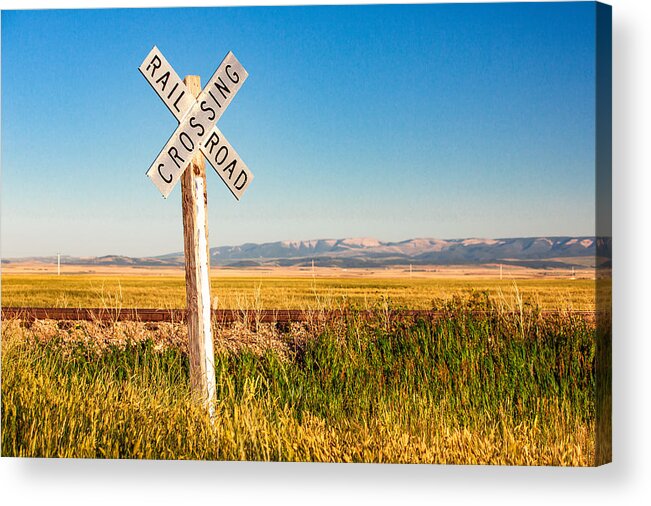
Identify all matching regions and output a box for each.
[1,306,595,464]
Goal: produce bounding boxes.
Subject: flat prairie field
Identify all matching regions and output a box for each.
[1,265,595,311]
[2,265,600,463]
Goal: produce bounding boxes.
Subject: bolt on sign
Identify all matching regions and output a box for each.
[139,46,254,412]
[139,46,254,200]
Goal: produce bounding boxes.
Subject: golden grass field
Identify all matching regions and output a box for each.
[1,263,596,311]
[1,264,602,464]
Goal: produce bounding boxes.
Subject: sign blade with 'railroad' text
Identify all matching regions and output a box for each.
[203,127,254,201]
[138,46,195,122]
[142,50,249,198]
[139,47,253,200]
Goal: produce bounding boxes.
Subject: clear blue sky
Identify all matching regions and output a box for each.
[1,2,597,257]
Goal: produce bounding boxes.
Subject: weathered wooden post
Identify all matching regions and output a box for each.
[138,47,254,415]
[181,75,216,409]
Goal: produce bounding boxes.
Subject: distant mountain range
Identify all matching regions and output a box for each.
[4,236,610,269]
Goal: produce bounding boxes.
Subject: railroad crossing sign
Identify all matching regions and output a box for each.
[138,46,254,414]
[139,46,254,200]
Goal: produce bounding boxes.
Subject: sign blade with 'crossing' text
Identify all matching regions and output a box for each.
[143,51,248,198]
[139,47,254,200]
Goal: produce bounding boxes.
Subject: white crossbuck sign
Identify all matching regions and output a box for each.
[139,46,254,200]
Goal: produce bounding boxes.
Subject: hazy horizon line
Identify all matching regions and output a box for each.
[2,233,600,260]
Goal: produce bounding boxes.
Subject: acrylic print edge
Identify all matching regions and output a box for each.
[595,0,612,467]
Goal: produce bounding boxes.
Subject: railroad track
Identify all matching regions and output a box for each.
[1,307,596,323]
